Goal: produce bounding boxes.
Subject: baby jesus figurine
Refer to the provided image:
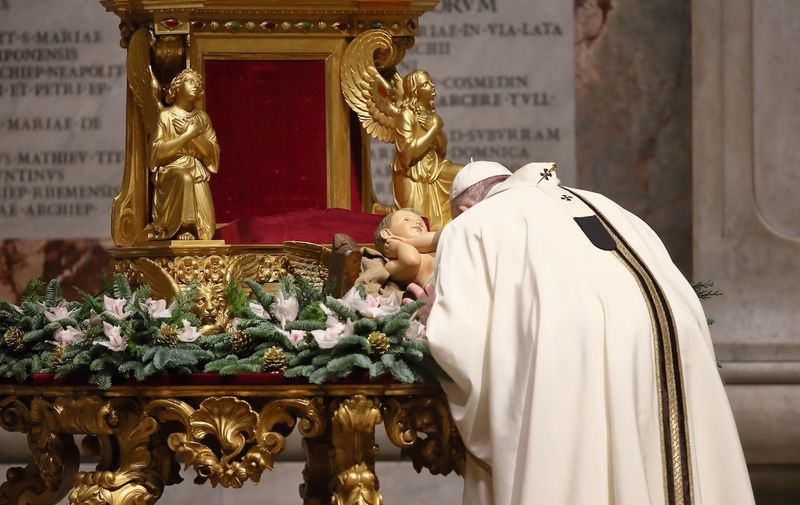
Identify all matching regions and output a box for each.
[374,209,441,288]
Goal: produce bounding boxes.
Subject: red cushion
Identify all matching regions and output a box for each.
[215,208,384,244]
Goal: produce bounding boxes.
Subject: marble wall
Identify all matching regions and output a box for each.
[574,0,693,276]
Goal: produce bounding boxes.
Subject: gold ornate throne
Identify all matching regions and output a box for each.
[104,0,440,323]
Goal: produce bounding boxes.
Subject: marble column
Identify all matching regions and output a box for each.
[694,0,800,502]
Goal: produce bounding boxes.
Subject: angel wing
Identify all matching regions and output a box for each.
[126,28,163,135]
[133,258,179,301]
[341,30,403,143]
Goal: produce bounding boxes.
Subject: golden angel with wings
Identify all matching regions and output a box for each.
[342,31,463,231]
[126,29,220,242]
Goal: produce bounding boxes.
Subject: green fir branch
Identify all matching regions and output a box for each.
[244,279,276,312]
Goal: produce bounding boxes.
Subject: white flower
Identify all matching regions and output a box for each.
[103,295,130,320]
[44,303,72,323]
[139,298,173,319]
[178,319,201,343]
[310,315,354,349]
[53,326,83,347]
[248,301,270,320]
[341,287,401,319]
[274,291,299,328]
[278,328,306,347]
[10,304,22,314]
[98,322,127,352]
[405,319,427,341]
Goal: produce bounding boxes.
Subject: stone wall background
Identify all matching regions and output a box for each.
[575,0,692,275]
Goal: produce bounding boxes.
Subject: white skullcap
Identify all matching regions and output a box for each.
[450,160,512,199]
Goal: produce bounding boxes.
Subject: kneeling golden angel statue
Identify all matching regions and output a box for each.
[342,31,462,231]
[127,30,220,242]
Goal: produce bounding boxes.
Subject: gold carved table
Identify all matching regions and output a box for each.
[0,381,464,505]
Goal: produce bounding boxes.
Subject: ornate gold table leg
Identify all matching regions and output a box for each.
[330,395,383,505]
[383,397,465,476]
[52,397,165,505]
[145,396,327,491]
[0,397,80,505]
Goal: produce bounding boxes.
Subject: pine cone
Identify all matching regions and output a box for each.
[367,331,390,355]
[3,328,25,351]
[229,330,254,355]
[260,346,288,372]
[50,346,65,370]
[154,323,179,347]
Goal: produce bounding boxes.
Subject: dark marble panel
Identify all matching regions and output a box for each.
[0,239,111,303]
[575,0,692,276]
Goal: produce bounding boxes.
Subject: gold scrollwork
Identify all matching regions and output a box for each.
[383,397,465,476]
[332,463,383,505]
[145,396,326,488]
[63,398,165,505]
[0,397,80,505]
[111,250,293,329]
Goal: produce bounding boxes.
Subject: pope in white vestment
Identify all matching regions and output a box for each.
[426,162,755,505]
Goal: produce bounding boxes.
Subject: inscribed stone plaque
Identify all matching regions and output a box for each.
[369,0,576,205]
[0,0,124,239]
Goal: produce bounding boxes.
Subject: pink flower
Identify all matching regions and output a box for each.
[405,319,427,341]
[278,328,306,347]
[139,298,173,319]
[178,320,201,343]
[341,287,401,319]
[310,315,354,349]
[103,295,130,320]
[44,303,72,323]
[98,322,127,352]
[53,326,82,347]
[248,301,270,320]
[274,291,299,328]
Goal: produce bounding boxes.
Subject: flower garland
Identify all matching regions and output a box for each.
[0,275,442,389]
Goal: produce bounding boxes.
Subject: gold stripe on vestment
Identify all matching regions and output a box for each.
[565,190,694,505]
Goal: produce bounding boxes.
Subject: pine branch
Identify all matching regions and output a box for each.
[692,281,722,300]
[23,277,45,303]
[353,319,377,335]
[244,279,276,312]
[326,354,372,380]
[285,365,315,378]
[309,367,329,384]
[112,274,134,302]
[285,319,325,332]
[323,297,357,322]
[44,279,63,306]
[330,335,371,356]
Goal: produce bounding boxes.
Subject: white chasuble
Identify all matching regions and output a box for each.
[426,163,755,505]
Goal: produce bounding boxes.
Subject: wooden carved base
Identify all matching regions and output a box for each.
[0,383,465,505]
